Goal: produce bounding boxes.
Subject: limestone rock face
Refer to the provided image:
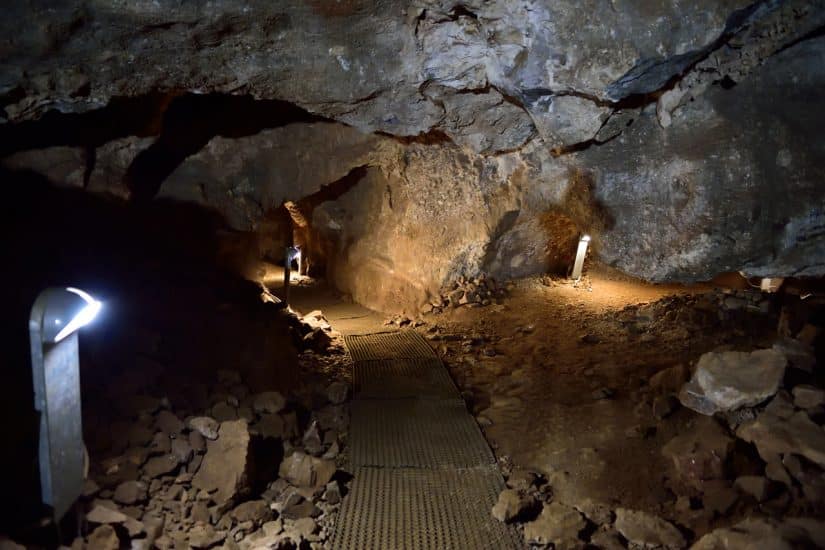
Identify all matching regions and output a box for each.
[1,1,825,311]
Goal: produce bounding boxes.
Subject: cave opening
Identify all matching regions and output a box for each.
[2,3,825,549]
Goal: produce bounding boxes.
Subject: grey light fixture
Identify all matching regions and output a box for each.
[571,234,591,280]
[29,287,102,521]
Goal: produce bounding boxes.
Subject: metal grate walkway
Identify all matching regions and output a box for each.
[334,331,522,549]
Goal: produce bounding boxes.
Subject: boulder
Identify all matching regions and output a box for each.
[679,349,786,415]
[86,504,128,524]
[614,508,685,549]
[523,502,585,547]
[692,517,825,550]
[192,420,252,504]
[143,454,180,478]
[736,410,825,467]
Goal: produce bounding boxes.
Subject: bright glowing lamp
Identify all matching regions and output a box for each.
[29,287,102,521]
[571,234,591,280]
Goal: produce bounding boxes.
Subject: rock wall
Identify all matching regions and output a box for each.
[1,0,824,312]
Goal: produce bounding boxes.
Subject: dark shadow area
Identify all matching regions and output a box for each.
[0,93,172,156]
[0,169,299,535]
[126,94,325,202]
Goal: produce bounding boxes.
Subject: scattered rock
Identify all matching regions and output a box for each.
[614,508,686,549]
[736,409,825,467]
[188,524,225,548]
[113,481,147,505]
[679,349,786,415]
[662,416,733,491]
[156,410,185,435]
[692,517,825,549]
[792,384,825,409]
[143,454,180,478]
[192,420,252,504]
[188,416,220,440]
[253,391,286,414]
[278,451,336,492]
[491,489,537,523]
[523,502,585,547]
[326,381,349,404]
[255,413,285,440]
[86,525,120,550]
[231,499,272,524]
[734,475,770,502]
[87,504,129,524]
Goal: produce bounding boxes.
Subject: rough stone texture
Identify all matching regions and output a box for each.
[192,419,251,505]
[692,517,825,550]
[662,416,734,492]
[679,349,786,415]
[736,409,825,468]
[1,1,824,311]
[491,489,535,523]
[523,502,585,547]
[160,123,383,230]
[614,508,686,549]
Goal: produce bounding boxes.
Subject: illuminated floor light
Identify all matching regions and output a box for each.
[29,287,102,522]
[571,234,591,280]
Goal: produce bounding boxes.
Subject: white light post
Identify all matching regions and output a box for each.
[571,234,591,280]
[29,287,101,522]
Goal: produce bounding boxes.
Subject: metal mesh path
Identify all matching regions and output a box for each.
[335,331,522,549]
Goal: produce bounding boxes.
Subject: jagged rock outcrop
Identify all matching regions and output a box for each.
[1,0,824,311]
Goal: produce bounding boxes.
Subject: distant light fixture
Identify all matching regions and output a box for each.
[760,278,784,293]
[29,287,102,522]
[571,234,591,280]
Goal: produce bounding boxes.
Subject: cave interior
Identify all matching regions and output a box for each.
[2,1,825,549]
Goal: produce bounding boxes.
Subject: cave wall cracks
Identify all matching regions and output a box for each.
[2,0,825,312]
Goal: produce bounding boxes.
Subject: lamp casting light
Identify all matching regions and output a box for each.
[29,287,102,522]
[571,234,591,280]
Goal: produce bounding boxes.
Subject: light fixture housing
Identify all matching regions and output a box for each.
[29,287,101,522]
[571,234,591,280]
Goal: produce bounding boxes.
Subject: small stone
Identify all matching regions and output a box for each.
[701,484,738,516]
[302,421,323,456]
[188,417,220,440]
[614,508,686,549]
[212,401,238,422]
[282,498,320,520]
[231,500,272,524]
[279,451,336,491]
[253,391,286,414]
[792,384,825,409]
[255,413,285,439]
[143,454,179,478]
[87,504,128,524]
[113,481,147,505]
[734,475,770,502]
[506,469,539,492]
[765,461,792,486]
[652,395,678,419]
[523,502,585,547]
[292,517,318,539]
[491,489,536,523]
[86,525,119,550]
[188,524,225,549]
[156,411,185,435]
[171,438,193,464]
[326,381,349,404]
[322,481,341,505]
